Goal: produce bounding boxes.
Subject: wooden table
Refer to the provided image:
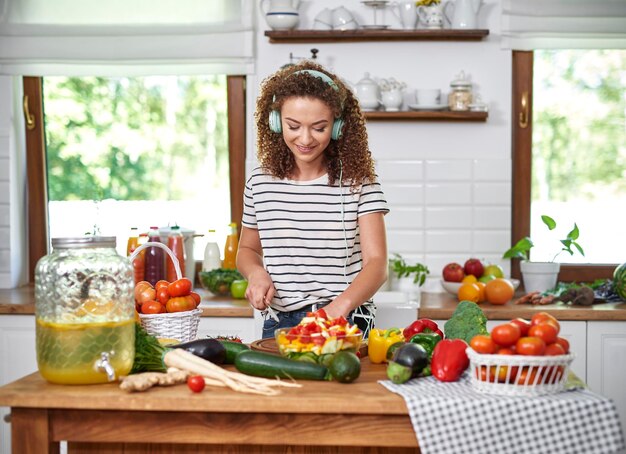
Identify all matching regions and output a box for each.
[0,360,419,453]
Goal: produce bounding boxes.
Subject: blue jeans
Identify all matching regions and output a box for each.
[261,306,355,339]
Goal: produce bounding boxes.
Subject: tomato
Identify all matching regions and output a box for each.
[141,300,163,314]
[470,334,497,354]
[545,343,566,356]
[542,366,564,382]
[187,375,205,393]
[475,366,495,382]
[509,318,531,336]
[155,280,170,292]
[530,312,560,333]
[156,288,170,305]
[490,323,521,347]
[528,323,558,345]
[190,292,202,307]
[166,295,196,313]
[494,364,519,383]
[555,336,570,354]
[167,278,192,297]
[516,336,546,356]
[497,347,516,355]
[134,282,155,303]
[515,367,539,385]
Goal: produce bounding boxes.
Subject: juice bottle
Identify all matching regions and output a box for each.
[166,225,186,282]
[132,232,148,284]
[203,229,221,272]
[144,226,165,286]
[126,227,139,256]
[223,222,238,270]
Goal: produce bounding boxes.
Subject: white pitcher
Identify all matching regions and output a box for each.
[444,0,482,29]
[391,1,418,30]
[417,4,444,29]
[261,0,301,30]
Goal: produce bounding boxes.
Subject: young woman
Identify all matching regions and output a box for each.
[237,61,389,339]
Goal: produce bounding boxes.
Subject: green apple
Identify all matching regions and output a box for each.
[230,280,248,299]
[479,274,496,283]
[483,264,504,279]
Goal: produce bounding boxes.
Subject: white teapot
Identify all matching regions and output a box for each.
[444,0,482,29]
[353,73,381,111]
[261,0,301,30]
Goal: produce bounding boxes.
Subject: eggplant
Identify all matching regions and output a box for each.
[386,343,428,384]
[169,338,227,365]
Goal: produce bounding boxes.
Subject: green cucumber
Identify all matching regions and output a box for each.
[219,340,250,364]
[234,350,330,380]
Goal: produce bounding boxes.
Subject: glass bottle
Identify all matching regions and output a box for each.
[223,223,238,270]
[144,226,165,285]
[126,227,139,256]
[132,232,148,284]
[34,236,135,384]
[448,71,473,111]
[166,225,186,282]
[203,229,222,272]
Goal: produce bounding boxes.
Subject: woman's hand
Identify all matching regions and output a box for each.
[245,269,276,310]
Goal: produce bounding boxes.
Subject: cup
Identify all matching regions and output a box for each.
[332,7,357,30]
[416,89,441,106]
[313,8,333,30]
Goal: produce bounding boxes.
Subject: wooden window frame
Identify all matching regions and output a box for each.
[511,51,615,283]
[23,75,247,283]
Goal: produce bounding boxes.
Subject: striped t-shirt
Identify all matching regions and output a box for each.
[242,167,389,312]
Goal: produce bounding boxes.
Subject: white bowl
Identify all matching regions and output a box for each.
[265,13,299,30]
[441,278,520,295]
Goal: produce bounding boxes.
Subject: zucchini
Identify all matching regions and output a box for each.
[234,350,330,380]
[219,340,250,364]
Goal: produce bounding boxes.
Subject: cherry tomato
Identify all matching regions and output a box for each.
[494,364,519,383]
[542,366,564,382]
[187,375,205,393]
[509,318,531,336]
[497,347,516,355]
[476,366,495,382]
[515,336,546,356]
[545,343,566,356]
[530,312,560,333]
[490,323,521,347]
[168,278,193,297]
[166,295,196,313]
[528,323,558,345]
[155,280,170,292]
[134,282,155,303]
[555,336,570,354]
[190,292,202,307]
[515,367,539,385]
[156,288,170,304]
[470,335,497,354]
[141,300,163,314]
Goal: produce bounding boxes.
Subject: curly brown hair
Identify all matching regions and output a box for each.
[254,61,376,190]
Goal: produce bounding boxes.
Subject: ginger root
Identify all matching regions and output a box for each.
[120,368,190,392]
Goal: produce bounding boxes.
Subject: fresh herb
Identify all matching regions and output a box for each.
[131,323,167,373]
[198,268,244,296]
[502,215,584,262]
[390,253,429,285]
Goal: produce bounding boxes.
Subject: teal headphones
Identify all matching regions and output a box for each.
[268,69,345,140]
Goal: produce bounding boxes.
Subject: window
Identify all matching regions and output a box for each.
[23,75,246,281]
[512,51,623,281]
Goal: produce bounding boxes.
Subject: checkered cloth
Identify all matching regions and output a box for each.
[380,373,625,454]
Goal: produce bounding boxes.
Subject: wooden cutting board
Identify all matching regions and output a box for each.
[249,338,368,357]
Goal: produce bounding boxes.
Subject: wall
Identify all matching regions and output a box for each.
[0,0,512,290]
[251,0,512,291]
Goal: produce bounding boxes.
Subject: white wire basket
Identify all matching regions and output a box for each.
[131,241,201,342]
[467,347,575,397]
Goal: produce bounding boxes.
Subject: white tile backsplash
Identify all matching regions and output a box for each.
[425,231,472,253]
[474,182,511,205]
[426,160,472,181]
[0,182,9,204]
[0,205,8,226]
[386,207,424,229]
[384,183,423,206]
[425,207,472,229]
[0,227,8,246]
[473,230,511,253]
[474,206,511,229]
[387,230,424,254]
[473,159,511,181]
[0,250,9,272]
[425,183,472,205]
[376,160,423,182]
[0,157,8,181]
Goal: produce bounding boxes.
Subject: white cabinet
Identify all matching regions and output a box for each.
[0,315,38,454]
[555,321,586,382]
[587,321,626,433]
[197,317,256,344]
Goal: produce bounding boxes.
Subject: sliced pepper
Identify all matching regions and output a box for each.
[403,318,444,340]
[368,328,405,364]
[430,339,469,382]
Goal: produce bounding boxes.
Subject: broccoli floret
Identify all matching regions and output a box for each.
[443,300,488,344]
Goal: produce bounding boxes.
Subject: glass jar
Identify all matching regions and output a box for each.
[35,236,135,384]
[448,71,473,111]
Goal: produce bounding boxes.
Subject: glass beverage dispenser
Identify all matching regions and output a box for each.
[35,236,135,384]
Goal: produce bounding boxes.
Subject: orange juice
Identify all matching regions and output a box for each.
[36,318,134,384]
[223,222,238,269]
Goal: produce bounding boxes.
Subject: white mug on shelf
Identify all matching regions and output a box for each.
[416,88,441,106]
[391,1,418,30]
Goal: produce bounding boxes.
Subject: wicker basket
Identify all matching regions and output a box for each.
[467,347,575,397]
[138,308,202,343]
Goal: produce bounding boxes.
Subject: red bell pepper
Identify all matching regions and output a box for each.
[403,318,443,340]
[430,339,469,382]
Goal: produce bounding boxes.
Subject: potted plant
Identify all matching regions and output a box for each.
[389,253,430,302]
[502,215,584,293]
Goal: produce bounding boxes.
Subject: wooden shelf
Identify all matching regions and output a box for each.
[364,110,488,122]
[265,29,490,43]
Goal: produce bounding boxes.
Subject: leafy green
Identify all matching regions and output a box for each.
[131,323,167,373]
[198,268,244,296]
[390,253,430,285]
[443,301,488,345]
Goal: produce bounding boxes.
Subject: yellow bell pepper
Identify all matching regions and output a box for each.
[368,328,405,364]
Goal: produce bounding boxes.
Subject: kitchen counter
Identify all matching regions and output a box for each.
[0,359,418,453]
[0,285,254,318]
[3,285,624,321]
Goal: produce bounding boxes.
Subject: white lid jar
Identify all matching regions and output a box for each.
[448,71,473,111]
